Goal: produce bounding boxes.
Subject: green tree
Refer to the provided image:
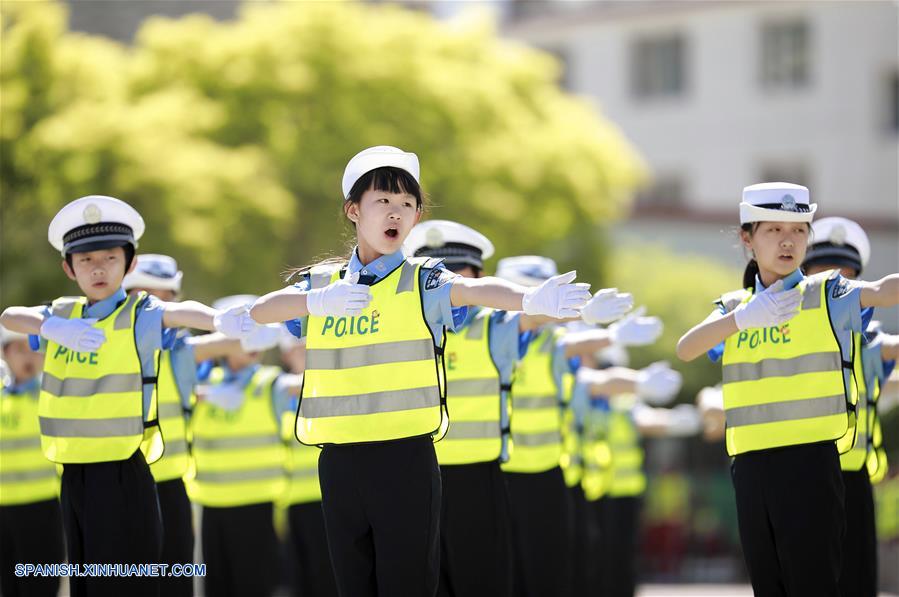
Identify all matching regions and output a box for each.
[607,245,742,402]
[2,1,643,307]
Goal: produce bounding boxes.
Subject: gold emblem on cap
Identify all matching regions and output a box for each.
[425,227,444,248]
[830,224,847,246]
[82,204,102,224]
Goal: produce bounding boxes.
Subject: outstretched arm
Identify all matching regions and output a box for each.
[860,274,899,309]
[676,310,737,362]
[161,301,219,331]
[0,306,46,335]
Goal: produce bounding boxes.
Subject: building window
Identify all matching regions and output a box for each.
[758,163,811,189]
[635,175,686,208]
[889,71,899,134]
[542,45,572,90]
[631,34,687,99]
[760,20,810,89]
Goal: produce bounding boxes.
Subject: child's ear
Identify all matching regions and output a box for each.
[126,255,138,275]
[61,259,77,281]
[739,230,753,251]
[345,202,359,224]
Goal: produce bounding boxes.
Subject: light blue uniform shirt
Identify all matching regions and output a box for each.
[286,248,466,344]
[3,376,41,397]
[211,363,296,421]
[32,287,165,419]
[707,268,862,395]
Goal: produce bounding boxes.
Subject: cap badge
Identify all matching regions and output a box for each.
[82,203,102,224]
[425,228,444,248]
[830,224,847,246]
[780,194,797,211]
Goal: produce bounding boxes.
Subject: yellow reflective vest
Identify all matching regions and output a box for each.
[436,308,505,465]
[281,407,322,505]
[150,347,193,482]
[720,271,853,456]
[502,327,566,474]
[297,258,447,445]
[188,366,286,507]
[606,396,647,498]
[39,293,163,464]
[581,405,612,502]
[1,378,59,505]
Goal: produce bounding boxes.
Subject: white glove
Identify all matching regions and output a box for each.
[240,323,281,353]
[213,305,255,339]
[733,279,801,330]
[197,382,245,411]
[40,316,106,352]
[609,308,663,347]
[667,404,703,437]
[636,361,683,405]
[306,271,372,317]
[575,366,607,388]
[521,271,592,319]
[580,288,633,325]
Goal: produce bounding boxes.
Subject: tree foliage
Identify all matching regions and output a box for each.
[1,1,643,306]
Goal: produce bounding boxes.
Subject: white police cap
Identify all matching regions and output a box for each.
[123,254,184,293]
[341,146,420,199]
[212,295,259,312]
[404,220,494,270]
[48,195,145,257]
[740,183,817,224]
[805,216,871,274]
[496,255,558,287]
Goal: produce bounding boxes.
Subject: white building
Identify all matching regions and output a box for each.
[501,0,898,324]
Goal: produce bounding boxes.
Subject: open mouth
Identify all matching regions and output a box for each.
[384,228,399,239]
[778,254,794,262]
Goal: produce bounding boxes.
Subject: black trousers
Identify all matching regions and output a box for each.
[156,478,194,597]
[0,498,65,597]
[732,441,845,597]
[595,496,642,597]
[437,460,513,597]
[318,435,441,597]
[568,485,594,597]
[201,502,279,597]
[61,449,162,597]
[287,501,338,597]
[839,469,877,597]
[504,466,572,597]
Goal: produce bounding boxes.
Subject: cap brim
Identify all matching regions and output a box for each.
[122,270,182,292]
[66,238,135,255]
[740,203,817,224]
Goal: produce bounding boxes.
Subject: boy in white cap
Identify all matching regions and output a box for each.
[188,294,292,597]
[0,195,255,597]
[0,326,64,597]
[678,183,899,596]
[123,253,272,597]
[803,217,899,597]
[251,146,593,597]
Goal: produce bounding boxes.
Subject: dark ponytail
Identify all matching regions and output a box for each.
[742,259,759,289]
[740,222,759,289]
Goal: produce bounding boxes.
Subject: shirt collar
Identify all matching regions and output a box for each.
[4,375,40,396]
[84,287,127,319]
[223,363,260,388]
[754,269,803,293]
[347,247,405,282]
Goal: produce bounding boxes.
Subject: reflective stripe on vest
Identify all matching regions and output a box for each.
[502,327,564,474]
[150,349,192,482]
[581,407,613,502]
[860,332,889,482]
[721,271,851,456]
[281,409,321,505]
[0,382,60,505]
[607,402,646,497]
[435,308,504,465]
[187,366,285,507]
[39,293,162,464]
[297,258,446,445]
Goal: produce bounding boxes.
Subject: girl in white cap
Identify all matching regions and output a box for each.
[677,183,899,596]
[250,146,592,597]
